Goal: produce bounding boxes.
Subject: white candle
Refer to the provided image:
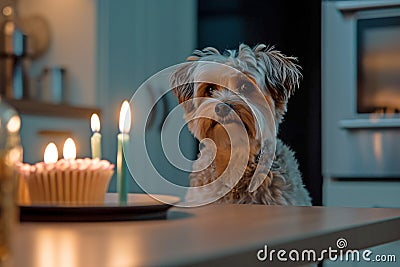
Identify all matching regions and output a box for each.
[90,113,102,159]
[117,100,131,203]
[63,138,77,160]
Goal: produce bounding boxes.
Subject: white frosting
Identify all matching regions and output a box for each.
[18,158,114,174]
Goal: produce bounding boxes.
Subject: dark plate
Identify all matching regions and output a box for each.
[19,193,180,222]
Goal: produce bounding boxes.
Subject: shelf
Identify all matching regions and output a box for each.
[4,98,101,119]
[336,1,400,13]
[339,118,400,130]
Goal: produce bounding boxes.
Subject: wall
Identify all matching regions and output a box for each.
[97,0,198,193]
[17,0,97,106]
[19,116,92,163]
[12,0,97,163]
[11,0,198,193]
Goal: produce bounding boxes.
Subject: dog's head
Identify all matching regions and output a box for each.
[169,44,301,144]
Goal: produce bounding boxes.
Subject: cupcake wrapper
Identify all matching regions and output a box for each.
[18,175,30,205]
[23,169,113,205]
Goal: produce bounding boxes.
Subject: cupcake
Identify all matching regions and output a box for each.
[18,158,114,205]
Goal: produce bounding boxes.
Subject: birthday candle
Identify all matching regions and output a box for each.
[90,113,102,159]
[117,100,131,203]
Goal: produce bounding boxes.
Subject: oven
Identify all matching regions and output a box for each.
[322,0,400,179]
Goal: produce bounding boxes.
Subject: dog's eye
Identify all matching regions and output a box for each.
[239,84,246,93]
[206,85,216,95]
[240,81,255,94]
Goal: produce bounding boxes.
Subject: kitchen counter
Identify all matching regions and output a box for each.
[10,204,400,266]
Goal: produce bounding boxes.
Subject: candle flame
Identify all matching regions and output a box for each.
[44,142,58,164]
[119,100,131,133]
[91,113,100,132]
[63,138,77,160]
[7,115,21,133]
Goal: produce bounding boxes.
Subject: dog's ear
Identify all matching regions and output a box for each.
[253,44,302,121]
[188,47,221,61]
[170,47,221,112]
[169,62,196,112]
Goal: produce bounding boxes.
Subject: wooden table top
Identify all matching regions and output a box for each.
[10,204,400,266]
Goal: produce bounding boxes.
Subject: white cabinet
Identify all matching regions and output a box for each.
[323,179,400,266]
[324,179,400,208]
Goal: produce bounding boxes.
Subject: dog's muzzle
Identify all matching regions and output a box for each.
[215,103,233,117]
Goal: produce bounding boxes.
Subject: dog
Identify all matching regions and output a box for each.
[170,44,311,206]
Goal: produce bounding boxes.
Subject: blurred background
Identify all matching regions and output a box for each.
[3,1,400,265]
[2,0,400,216]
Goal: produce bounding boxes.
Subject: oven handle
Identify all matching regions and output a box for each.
[336,1,400,13]
[339,119,400,130]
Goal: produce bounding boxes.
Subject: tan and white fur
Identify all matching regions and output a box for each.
[170,44,311,206]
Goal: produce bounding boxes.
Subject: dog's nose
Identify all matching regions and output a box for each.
[215,103,232,117]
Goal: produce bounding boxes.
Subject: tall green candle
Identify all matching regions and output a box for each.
[117,100,131,204]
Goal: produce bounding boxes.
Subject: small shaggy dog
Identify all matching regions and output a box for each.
[170,44,311,206]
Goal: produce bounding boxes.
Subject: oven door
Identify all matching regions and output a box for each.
[323,1,400,178]
[357,16,400,114]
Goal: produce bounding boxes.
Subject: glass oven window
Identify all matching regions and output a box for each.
[357,16,400,114]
